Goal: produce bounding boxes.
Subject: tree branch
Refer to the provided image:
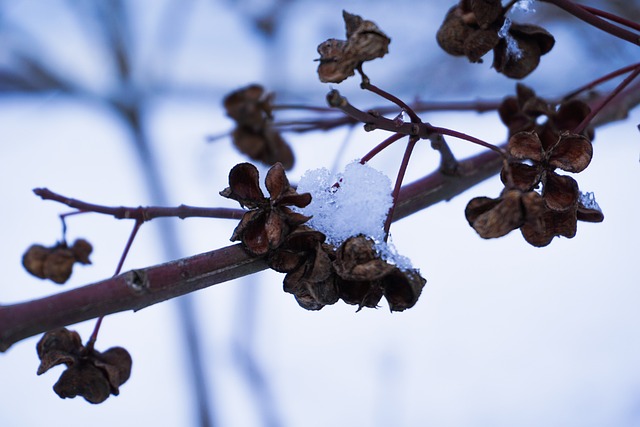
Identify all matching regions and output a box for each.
[2,79,638,353]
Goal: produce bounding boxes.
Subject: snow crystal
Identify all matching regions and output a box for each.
[579,191,601,212]
[296,161,393,246]
[498,18,523,60]
[374,237,414,271]
[513,0,536,13]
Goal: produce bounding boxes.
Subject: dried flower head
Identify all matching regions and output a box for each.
[316,11,390,83]
[493,23,554,79]
[223,84,294,169]
[503,130,592,211]
[333,236,426,312]
[36,328,132,404]
[465,189,545,239]
[436,3,554,78]
[22,238,93,284]
[220,162,312,256]
[268,227,338,310]
[499,85,593,140]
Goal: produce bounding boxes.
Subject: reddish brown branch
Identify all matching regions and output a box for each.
[34,187,245,221]
[0,244,267,352]
[541,0,640,45]
[1,81,638,353]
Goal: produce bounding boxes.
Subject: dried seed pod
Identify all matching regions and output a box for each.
[36,328,132,404]
[223,85,295,169]
[382,267,426,312]
[342,11,390,63]
[469,0,503,29]
[493,35,541,79]
[463,28,500,63]
[334,235,394,282]
[71,238,93,265]
[220,162,311,256]
[22,244,52,279]
[42,248,76,284]
[316,11,390,83]
[436,6,471,56]
[493,23,554,79]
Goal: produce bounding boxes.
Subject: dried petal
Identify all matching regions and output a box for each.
[334,235,394,281]
[382,268,426,312]
[510,23,555,55]
[465,190,524,238]
[71,239,93,265]
[463,29,500,63]
[342,11,390,63]
[265,162,289,201]
[94,347,132,395]
[493,34,541,79]
[43,248,76,284]
[521,207,577,247]
[54,362,112,404]
[338,278,384,309]
[317,39,355,83]
[554,99,592,135]
[22,244,51,279]
[508,130,544,162]
[502,162,540,191]
[223,84,267,129]
[548,133,593,173]
[436,6,472,56]
[220,163,265,208]
[316,11,390,84]
[36,328,83,375]
[469,0,503,28]
[543,173,579,211]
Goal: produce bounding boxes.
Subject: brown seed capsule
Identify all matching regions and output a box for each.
[71,238,93,265]
[316,11,390,84]
[22,244,52,279]
[36,328,132,404]
[43,248,76,284]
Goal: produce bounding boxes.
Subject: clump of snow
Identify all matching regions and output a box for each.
[579,191,601,211]
[374,237,414,271]
[498,18,523,60]
[513,0,536,13]
[296,161,393,246]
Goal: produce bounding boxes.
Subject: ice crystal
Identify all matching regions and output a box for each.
[498,18,523,60]
[513,0,536,13]
[579,191,601,212]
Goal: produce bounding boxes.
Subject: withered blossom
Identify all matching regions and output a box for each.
[503,130,592,211]
[36,328,131,404]
[465,189,545,239]
[223,84,294,169]
[499,84,594,139]
[220,162,311,256]
[333,236,426,312]
[22,238,93,284]
[436,2,554,78]
[268,227,338,310]
[316,11,390,83]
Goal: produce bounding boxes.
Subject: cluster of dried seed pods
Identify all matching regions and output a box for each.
[466,85,603,246]
[36,328,131,404]
[221,163,426,311]
[436,0,554,78]
[224,84,294,169]
[22,238,92,284]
